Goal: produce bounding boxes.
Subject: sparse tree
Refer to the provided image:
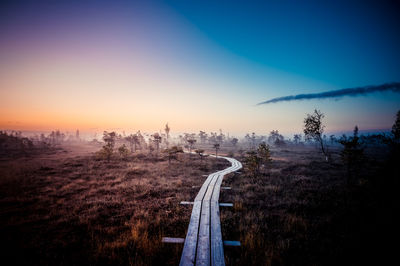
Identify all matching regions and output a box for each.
[293,134,302,144]
[304,109,329,161]
[392,110,400,141]
[99,131,116,161]
[213,143,220,158]
[118,144,129,160]
[384,110,400,167]
[338,126,364,185]
[231,137,238,147]
[251,132,256,149]
[133,131,145,150]
[244,142,272,177]
[268,130,285,147]
[151,133,162,154]
[125,134,135,153]
[216,130,225,145]
[163,146,183,165]
[209,132,217,144]
[257,142,272,167]
[165,123,170,148]
[244,151,261,177]
[199,131,208,144]
[187,138,196,155]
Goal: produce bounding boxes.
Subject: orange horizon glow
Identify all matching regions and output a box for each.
[1,1,399,137]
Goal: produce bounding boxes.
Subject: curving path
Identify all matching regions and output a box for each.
[179,155,242,266]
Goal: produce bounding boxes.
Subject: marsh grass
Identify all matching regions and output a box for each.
[220,145,397,265]
[0,147,229,265]
[1,143,396,265]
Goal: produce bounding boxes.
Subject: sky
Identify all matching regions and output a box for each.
[1,0,399,136]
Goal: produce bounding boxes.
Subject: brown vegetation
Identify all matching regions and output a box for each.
[220,144,398,265]
[0,146,229,265]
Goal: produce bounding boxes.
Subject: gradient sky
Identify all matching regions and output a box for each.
[1,0,399,136]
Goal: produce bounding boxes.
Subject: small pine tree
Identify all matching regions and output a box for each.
[339,126,364,185]
[244,151,261,177]
[392,110,400,141]
[257,142,272,168]
[118,144,129,160]
[163,146,183,165]
[99,131,116,161]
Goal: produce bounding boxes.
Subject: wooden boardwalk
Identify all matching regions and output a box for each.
[179,156,242,266]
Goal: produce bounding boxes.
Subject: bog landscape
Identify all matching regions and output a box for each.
[1,1,399,266]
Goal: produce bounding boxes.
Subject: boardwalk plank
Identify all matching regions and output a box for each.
[180,155,242,266]
[180,201,202,266]
[211,200,224,266]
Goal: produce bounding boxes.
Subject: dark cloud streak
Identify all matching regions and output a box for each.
[257,82,400,105]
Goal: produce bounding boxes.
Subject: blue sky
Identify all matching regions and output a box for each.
[166,0,400,87]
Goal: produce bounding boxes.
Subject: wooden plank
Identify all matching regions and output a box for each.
[180,201,202,266]
[196,200,211,265]
[211,200,225,266]
[211,175,224,202]
[162,237,185,243]
[196,173,219,265]
[180,201,194,205]
[179,155,243,266]
[223,241,241,247]
[194,173,216,202]
[219,203,233,207]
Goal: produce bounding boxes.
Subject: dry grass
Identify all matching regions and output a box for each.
[220,145,397,265]
[0,145,229,265]
[1,143,397,265]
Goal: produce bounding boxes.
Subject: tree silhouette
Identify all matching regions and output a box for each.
[100,131,116,161]
[387,110,400,166]
[244,142,271,177]
[199,131,207,144]
[216,130,225,145]
[125,134,135,153]
[163,146,183,165]
[165,123,170,148]
[304,109,329,161]
[187,138,196,154]
[293,134,302,144]
[118,144,129,160]
[231,137,238,147]
[392,110,400,140]
[338,126,364,185]
[244,151,261,177]
[268,130,285,146]
[213,143,220,158]
[257,142,272,167]
[151,133,162,154]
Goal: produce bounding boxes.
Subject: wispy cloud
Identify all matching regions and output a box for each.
[257,82,400,105]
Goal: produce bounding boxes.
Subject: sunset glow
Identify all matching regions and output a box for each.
[1,1,399,136]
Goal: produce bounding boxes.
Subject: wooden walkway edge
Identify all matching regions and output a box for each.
[179,156,242,266]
